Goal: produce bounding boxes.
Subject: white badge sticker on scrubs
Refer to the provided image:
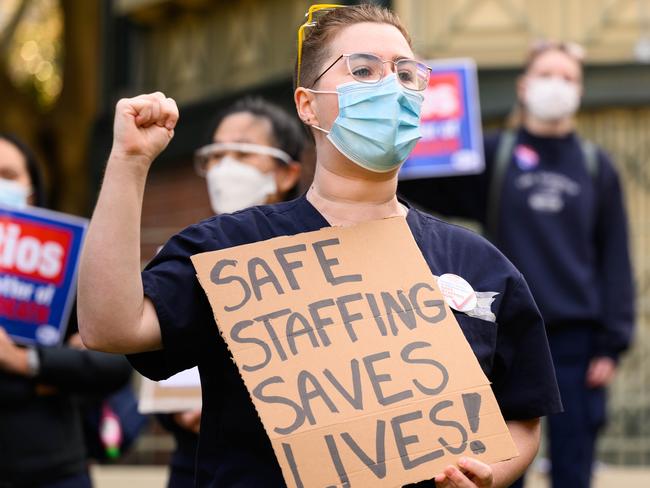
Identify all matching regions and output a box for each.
[437,273,478,312]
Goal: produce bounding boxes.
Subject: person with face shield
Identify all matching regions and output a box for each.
[399,42,635,488]
[78,5,563,487]
[196,96,304,215]
[0,134,133,487]
[154,97,304,488]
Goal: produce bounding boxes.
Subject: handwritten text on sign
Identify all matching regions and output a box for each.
[191,218,517,487]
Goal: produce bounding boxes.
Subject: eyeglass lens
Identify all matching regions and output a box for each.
[346,53,429,91]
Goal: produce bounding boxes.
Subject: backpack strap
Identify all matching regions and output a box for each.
[485,130,516,241]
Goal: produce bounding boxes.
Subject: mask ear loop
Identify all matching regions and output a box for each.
[311,125,330,135]
[303,88,338,134]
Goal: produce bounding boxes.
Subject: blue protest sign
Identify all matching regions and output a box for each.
[0,205,87,345]
[400,58,484,180]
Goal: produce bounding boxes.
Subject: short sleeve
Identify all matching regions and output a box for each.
[128,224,220,380]
[491,274,563,420]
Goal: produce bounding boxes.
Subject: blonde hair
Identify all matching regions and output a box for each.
[294,3,412,90]
[523,40,585,73]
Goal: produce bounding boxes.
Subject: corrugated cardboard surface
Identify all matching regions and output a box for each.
[192,217,517,487]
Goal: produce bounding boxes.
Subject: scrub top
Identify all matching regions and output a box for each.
[129,195,562,487]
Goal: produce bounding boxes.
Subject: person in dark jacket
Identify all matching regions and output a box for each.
[0,133,133,488]
[399,41,635,488]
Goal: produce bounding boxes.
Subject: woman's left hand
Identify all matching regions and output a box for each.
[434,457,494,488]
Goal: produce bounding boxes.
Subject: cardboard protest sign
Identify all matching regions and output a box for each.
[138,367,202,414]
[191,218,517,487]
[0,204,87,346]
[400,58,484,180]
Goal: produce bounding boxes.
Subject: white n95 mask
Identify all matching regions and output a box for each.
[205,156,277,214]
[524,76,580,121]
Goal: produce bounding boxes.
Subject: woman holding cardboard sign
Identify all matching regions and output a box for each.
[78,4,561,487]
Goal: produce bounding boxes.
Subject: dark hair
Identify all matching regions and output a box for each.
[294,4,412,90]
[0,133,46,207]
[210,96,306,163]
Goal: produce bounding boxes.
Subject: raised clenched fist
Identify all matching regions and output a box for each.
[111,92,179,167]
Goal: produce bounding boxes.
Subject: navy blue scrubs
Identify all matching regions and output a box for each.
[129,195,562,487]
[399,128,635,488]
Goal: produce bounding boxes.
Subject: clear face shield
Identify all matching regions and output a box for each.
[193,142,292,177]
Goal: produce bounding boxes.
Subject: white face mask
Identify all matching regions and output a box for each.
[0,178,29,208]
[524,76,581,121]
[205,156,277,214]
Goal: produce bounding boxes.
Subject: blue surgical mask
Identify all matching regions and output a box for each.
[0,178,29,208]
[309,74,424,172]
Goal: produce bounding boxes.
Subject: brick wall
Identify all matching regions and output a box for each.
[141,159,212,264]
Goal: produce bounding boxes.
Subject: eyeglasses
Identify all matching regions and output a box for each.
[194,142,292,177]
[296,4,344,87]
[311,52,432,91]
[528,40,586,63]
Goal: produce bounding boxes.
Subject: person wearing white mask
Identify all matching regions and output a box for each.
[400,41,635,488]
[0,135,43,208]
[194,96,304,215]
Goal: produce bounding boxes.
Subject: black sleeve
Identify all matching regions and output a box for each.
[491,274,563,420]
[0,373,35,406]
[592,149,635,360]
[397,132,498,222]
[127,349,179,382]
[128,223,220,381]
[35,347,132,395]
